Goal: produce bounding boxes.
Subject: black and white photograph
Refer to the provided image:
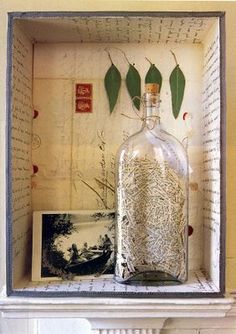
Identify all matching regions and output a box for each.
[32,210,115,281]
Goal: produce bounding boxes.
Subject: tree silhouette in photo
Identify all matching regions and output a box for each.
[41,214,76,279]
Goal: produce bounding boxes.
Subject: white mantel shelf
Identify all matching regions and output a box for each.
[0,296,234,319]
[1,295,235,333]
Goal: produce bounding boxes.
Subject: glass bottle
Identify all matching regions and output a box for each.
[114,83,188,285]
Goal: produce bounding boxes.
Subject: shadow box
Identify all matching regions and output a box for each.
[6,11,226,298]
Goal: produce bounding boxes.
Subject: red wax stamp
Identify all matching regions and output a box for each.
[76,83,93,98]
[75,98,92,113]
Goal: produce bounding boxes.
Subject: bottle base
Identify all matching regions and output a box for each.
[114,271,185,286]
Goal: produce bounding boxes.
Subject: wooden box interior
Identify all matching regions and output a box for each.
[7,12,225,297]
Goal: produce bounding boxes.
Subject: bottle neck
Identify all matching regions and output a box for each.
[143,92,161,131]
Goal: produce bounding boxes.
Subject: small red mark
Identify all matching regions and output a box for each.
[33,165,39,174]
[33,110,39,119]
[188,225,194,236]
[183,112,188,120]
[76,83,92,98]
[76,99,92,113]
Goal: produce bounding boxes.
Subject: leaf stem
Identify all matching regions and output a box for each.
[104,48,113,64]
[145,57,153,65]
[114,47,131,64]
[170,50,178,66]
[105,46,131,64]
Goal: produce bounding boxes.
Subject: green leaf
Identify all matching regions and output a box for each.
[145,64,162,91]
[104,63,121,113]
[126,64,141,110]
[169,65,185,119]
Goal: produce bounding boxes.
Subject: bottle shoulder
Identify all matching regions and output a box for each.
[117,127,188,177]
[118,128,187,157]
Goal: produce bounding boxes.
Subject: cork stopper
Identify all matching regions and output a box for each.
[145,83,159,94]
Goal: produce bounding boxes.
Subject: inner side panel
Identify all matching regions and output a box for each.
[202,20,221,289]
[11,21,33,288]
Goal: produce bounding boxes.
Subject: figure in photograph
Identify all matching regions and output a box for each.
[68,243,80,264]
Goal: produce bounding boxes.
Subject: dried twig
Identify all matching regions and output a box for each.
[80,179,110,209]
[95,178,115,193]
